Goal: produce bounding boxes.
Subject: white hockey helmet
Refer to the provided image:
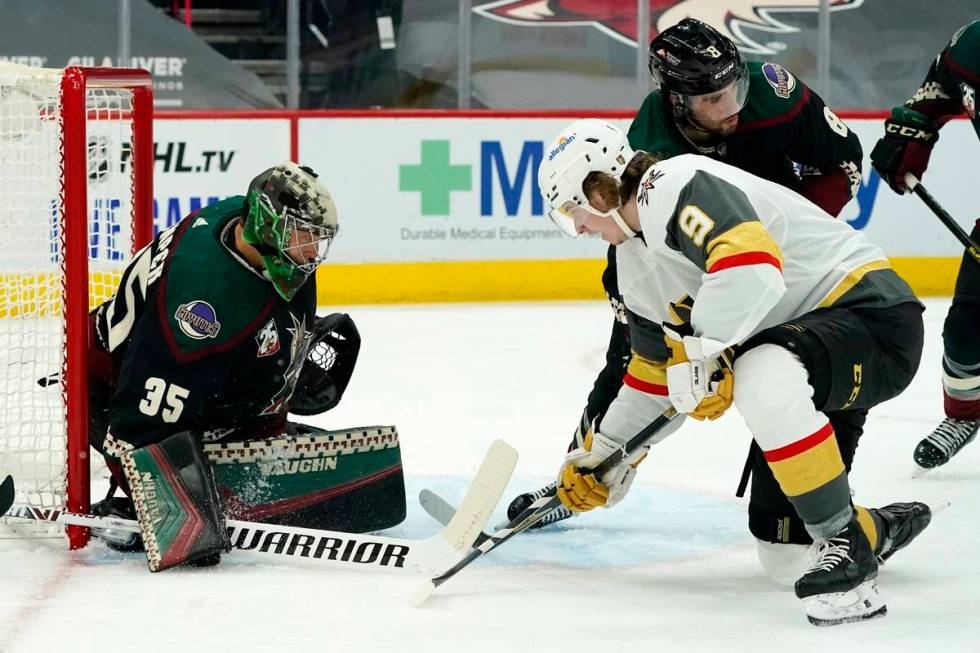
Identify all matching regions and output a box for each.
[537,119,635,237]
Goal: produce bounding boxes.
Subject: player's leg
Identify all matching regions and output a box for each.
[733,302,923,623]
[748,409,863,585]
[734,343,883,624]
[87,377,145,551]
[917,224,980,468]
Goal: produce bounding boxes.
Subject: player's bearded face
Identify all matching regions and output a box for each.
[686,80,746,135]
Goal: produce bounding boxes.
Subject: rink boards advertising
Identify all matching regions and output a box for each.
[84,112,980,303]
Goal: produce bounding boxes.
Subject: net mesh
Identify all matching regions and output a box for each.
[0,65,138,538]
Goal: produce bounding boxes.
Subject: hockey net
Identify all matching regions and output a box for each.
[0,64,152,548]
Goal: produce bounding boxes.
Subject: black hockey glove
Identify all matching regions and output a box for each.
[870,107,939,194]
[289,313,361,416]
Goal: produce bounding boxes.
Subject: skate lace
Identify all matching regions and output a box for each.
[525,482,573,525]
[805,536,852,574]
[926,418,978,456]
[532,481,558,501]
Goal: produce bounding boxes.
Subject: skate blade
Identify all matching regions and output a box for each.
[803,580,887,627]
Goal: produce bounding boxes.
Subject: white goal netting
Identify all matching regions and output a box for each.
[0,64,141,538]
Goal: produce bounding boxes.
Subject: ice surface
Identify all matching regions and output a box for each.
[1,298,976,652]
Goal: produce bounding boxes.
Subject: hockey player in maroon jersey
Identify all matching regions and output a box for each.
[872,19,980,470]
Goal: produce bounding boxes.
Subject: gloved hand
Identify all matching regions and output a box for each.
[556,428,646,513]
[870,107,939,194]
[290,313,361,416]
[662,322,734,421]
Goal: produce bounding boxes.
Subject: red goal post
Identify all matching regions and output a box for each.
[0,65,153,549]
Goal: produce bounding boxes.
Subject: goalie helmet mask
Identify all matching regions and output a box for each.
[243,162,339,301]
[537,119,636,239]
[648,18,749,129]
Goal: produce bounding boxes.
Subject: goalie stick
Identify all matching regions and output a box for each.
[411,407,680,606]
[3,440,517,573]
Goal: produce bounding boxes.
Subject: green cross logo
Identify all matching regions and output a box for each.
[399,140,472,216]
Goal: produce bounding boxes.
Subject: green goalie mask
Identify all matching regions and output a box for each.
[243,162,339,300]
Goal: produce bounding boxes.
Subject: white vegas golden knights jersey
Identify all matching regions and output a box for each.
[596,153,918,450]
[616,154,918,362]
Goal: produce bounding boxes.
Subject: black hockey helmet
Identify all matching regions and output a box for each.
[648,19,749,123]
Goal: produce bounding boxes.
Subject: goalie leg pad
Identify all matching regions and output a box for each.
[204,424,406,533]
[121,430,231,572]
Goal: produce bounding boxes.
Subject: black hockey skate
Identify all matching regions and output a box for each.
[91,496,144,553]
[873,502,932,564]
[794,515,886,627]
[506,481,574,529]
[914,417,979,469]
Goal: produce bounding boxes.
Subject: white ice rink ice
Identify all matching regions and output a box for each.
[1,297,977,652]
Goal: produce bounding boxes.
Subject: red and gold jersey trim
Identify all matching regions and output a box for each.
[705,221,784,274]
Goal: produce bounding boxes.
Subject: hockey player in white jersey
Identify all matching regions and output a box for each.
[538,119,927,626]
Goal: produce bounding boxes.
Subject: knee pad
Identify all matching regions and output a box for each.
[755,539,810,587]
[734,344,825,450]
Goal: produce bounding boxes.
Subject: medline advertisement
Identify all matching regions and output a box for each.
[138,113,978,297]
[298,118,615,263]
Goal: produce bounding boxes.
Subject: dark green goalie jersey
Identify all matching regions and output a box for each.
[904,20,980,139]
[90,197,317,452]
[628,60,864,217]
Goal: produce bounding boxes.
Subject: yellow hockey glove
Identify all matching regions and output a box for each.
[556,429,646,513]
[663,322,734,421]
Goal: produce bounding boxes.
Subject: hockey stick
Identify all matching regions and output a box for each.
[904,173,980,266]
[411,406,680,605]
[0,475,13,516]
[3,440,517,573]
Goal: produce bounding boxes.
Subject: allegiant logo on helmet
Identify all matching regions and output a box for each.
[548,134,576,161]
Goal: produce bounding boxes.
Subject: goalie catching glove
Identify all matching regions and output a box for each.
[663,321,734,421]
[290,312,361,415]
[557,427,647,513]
